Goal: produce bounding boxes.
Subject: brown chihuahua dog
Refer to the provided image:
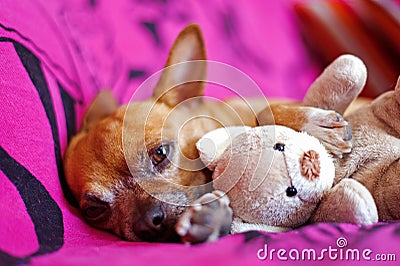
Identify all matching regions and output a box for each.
[64,24,351,243]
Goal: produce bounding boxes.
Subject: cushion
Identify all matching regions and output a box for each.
[294,0,400,98]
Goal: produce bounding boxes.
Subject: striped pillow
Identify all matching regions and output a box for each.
[294,0,400,98]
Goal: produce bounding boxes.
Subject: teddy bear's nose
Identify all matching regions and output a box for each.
[300,150,320,180]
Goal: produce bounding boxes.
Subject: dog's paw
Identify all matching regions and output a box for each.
[176,190,233,244]
[301,109,352,158]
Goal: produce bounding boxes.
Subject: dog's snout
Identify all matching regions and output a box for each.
[134,206,167,242]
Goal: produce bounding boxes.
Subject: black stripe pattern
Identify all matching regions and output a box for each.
[0,38,78,264]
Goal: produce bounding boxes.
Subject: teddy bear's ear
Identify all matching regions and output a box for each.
[196,126,251,171]
[395,75,400,103]
[303,54,367,115]
[372,75,400,136]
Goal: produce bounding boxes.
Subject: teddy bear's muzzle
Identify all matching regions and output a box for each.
[300,150,321,180]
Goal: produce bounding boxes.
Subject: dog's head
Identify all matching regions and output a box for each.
[64,24,216,242]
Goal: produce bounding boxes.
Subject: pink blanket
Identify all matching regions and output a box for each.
[1,0,399,265]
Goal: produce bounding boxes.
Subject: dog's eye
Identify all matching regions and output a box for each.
[273,143,285,152]
[150,143,171,171]
[153,145,169,163]
[84,206,109,220]
[286,186,297,197]
[82,195,110,221]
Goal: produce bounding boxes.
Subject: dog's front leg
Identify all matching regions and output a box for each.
[175,191,233,244]
[259,104,352,158]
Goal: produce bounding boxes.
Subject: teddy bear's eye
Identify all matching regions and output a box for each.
[286,186,297,197]
[273,143,285,152]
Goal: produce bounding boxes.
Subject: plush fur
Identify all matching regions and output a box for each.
[196,125,336,232]
[196,124,378,233]
[304,59,400,222]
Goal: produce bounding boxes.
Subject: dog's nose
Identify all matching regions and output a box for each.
[134,207,167,242]
[149,207,165,227]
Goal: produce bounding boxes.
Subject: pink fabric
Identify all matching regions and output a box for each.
[35,222,400,266]
[0,0,399,265]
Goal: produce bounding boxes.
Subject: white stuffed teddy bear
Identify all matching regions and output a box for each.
[192,125,378,234]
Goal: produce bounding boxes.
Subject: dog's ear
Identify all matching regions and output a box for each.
[82,90,118,131]
[153,24,207,107]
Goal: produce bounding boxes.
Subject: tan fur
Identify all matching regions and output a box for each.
[304,58,400,221]
[64,24,352,242]
[335,84,400,221]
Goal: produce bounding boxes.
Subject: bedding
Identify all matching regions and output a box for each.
[0,0,399,265]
